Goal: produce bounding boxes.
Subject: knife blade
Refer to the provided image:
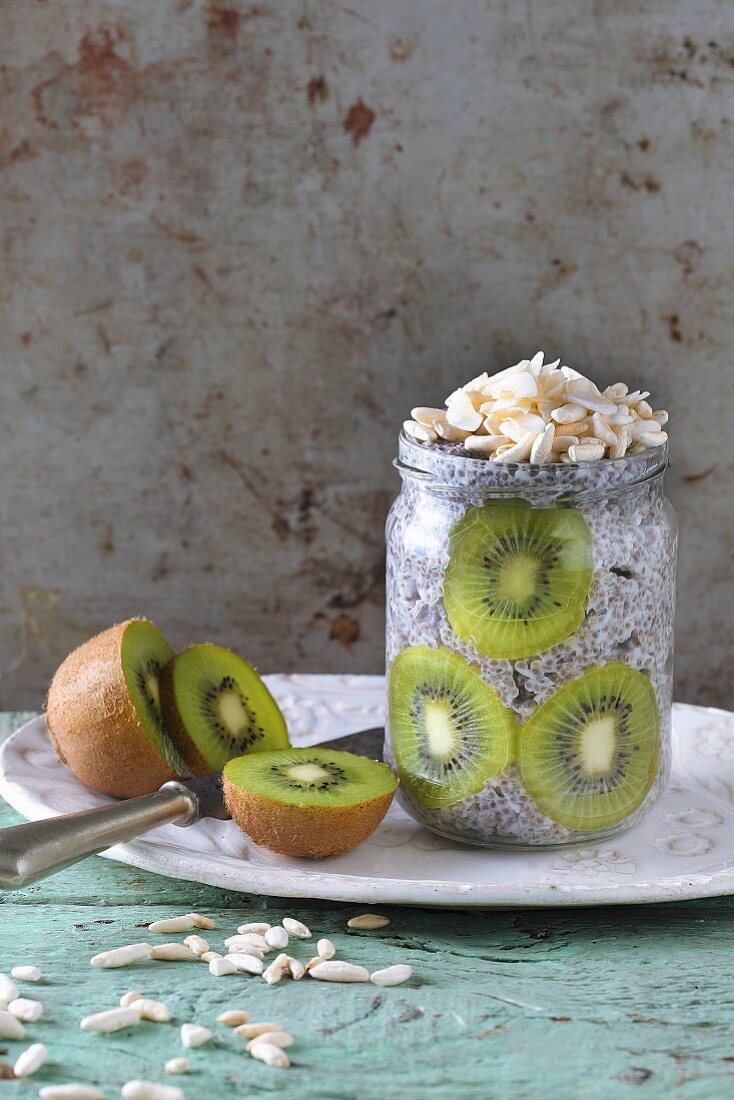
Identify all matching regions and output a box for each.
[0,726,387,889]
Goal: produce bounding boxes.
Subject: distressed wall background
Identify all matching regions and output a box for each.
[1,0,732,709]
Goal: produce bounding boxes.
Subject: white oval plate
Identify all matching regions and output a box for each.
[2,675,734,908]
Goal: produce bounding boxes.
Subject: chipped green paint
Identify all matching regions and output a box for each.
[2,714,734,1098]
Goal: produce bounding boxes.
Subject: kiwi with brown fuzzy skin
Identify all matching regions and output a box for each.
[223,747,398,858]
[46,618,190,798]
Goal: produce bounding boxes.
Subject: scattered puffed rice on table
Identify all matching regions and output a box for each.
[347,914,391,931]
[182,935,208,957]
[249,1042,290,1068]
[80,1007,141,1034]
[39,1087,104,1100]
[236,922,270,936]
[90,944,152,969]
[308,961,369,983]
[8,997,42,1021]
[223,953,264,976]
[225,933,268,952]
[0,973,20,1002]
[13,1041,47,1078]
[10,965,41,982]
[147,916,196,934]
[316,938,335,960]
[370,965,413,987]
[0,1008,25,1038]
[246,1030,293,1051]
[121,1081,184,1100]
[216,1009,250,1026]
[120,991,143,1008]
[150,944,193,962]
[135,998,170,1023]
[234,1022,281,1039]
[281,918,311,939]
[189,914,216,930]
[262,954,288,985]
[285,957,305,981]
[264,926,288,950]
[209,956,238,977]
[164,1059,189,1075]
[199,951,222,964]
[180,1022,212,1048]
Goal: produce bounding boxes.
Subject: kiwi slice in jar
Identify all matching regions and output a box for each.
[160,644,289,773]
[517,662,660,831]
[443,500,593,659]
[223,747,397,858]
[388,645,514,809]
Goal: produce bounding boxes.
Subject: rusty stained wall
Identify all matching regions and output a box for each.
[0,0,732,709]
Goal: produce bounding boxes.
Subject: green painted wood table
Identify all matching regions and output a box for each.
[3,713,734,1100]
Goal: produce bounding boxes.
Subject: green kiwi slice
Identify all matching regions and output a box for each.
[443,500,593,659]
[518,663,660,831]
[388,645,514,808]
[223,748,398,857]
[160,644,289,773]
[120,619,191,776]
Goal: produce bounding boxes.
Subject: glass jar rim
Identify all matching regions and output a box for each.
[396,430,668,496]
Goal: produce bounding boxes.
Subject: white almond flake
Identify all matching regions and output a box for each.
[308,961,369,983]
[148,916,196,934]
[625,390,651,405]
[403,419,436,444]
[39,1087,105,1100]
[527,351,545,378]
[551,403,587,425]
[80,1007,140,1034]
[369,964,413,987]
[90,944,152,969]
[492,435,534,463]
[217,1010,250,1026]
[8,997,42,1022]
[10,966,40,982]
[485,371,538,400]
[14,1042,48,1078]
[565,390,616,415]
[604,382,628,400]
[462,371,490,392]
[446,390,483,432]
[180,1023,212,1048]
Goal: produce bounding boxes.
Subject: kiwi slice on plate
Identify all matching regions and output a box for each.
[223,747,397,858]
[159,644,289,773]
[518,662,660,831]
[46,618,190,798]
[443,500,593,659]
[388,645,514,808]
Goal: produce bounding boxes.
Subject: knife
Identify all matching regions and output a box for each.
[0,727,385,890]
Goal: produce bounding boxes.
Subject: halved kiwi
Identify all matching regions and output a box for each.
[443,501,593,659]
[223,747,397,858]
[46,618,190,798]
[517,662,660,831]
[160,644,289,773]
[388,645,514,808]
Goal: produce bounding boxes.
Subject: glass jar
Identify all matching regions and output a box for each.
[385,431,677,848]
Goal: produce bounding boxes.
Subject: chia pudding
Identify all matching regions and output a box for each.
[385,353,676,848]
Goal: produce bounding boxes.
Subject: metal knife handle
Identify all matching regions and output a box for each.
[0,781,199,890]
